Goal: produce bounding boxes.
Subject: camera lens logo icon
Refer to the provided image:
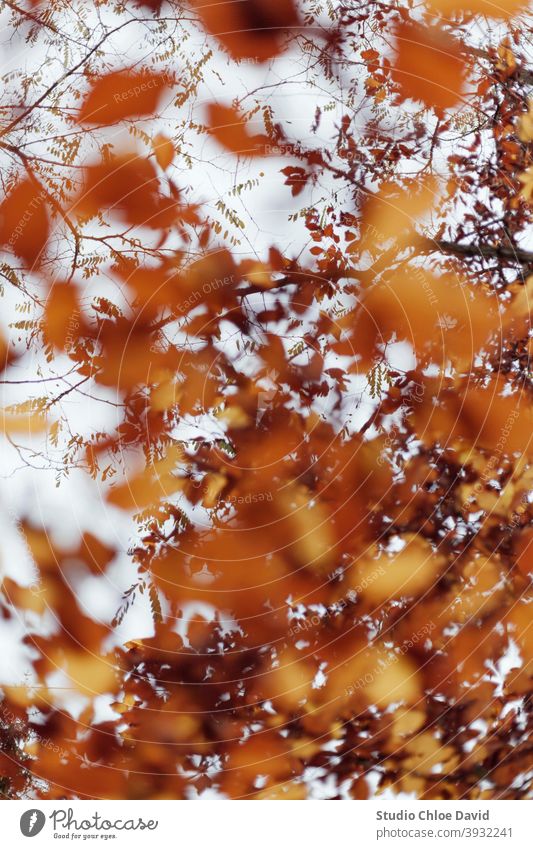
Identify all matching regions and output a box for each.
[20,809,46,837]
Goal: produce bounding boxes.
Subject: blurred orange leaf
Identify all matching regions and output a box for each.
[392,22,465,111]
[44,283,81,349]
[193,0,299,61]
[0,179,49,266]
[78,70,171,124]
[75,153,179,228]
[153,133,175,170]
[207,103,269,155]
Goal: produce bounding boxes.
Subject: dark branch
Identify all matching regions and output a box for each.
[419,237,533,268]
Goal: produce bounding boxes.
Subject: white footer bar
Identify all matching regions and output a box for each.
[4,800,530,848]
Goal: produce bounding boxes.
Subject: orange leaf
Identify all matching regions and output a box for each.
[44,282,81,350]
[392,23,465,111]
[358,266,498,366]
[78,532,116,576]
[78,70,171,125]
[153,133,175,170]
[107,445,183,510]
[76,153,178,228]
[0,179,49,266]
[207,103,269,155]
[194,0,299,61]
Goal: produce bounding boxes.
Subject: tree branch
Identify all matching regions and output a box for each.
[419,237,533,267]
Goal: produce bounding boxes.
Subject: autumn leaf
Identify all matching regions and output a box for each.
[359,178,437,254]
[519,165,533,201]
[391,22,466,111]
[77,532,116,575]
[280,165,309,196]
[107,445,184,510]
[152,133,175,169]
[206,103,269,155]
[44,282,81,349]
[518,100,533,141]
[193,0,299,61]
[78,70,171,124]
[75,153,179,228]
[0,179,49,266]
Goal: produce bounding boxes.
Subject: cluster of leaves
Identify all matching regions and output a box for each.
[1,0,533,801]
